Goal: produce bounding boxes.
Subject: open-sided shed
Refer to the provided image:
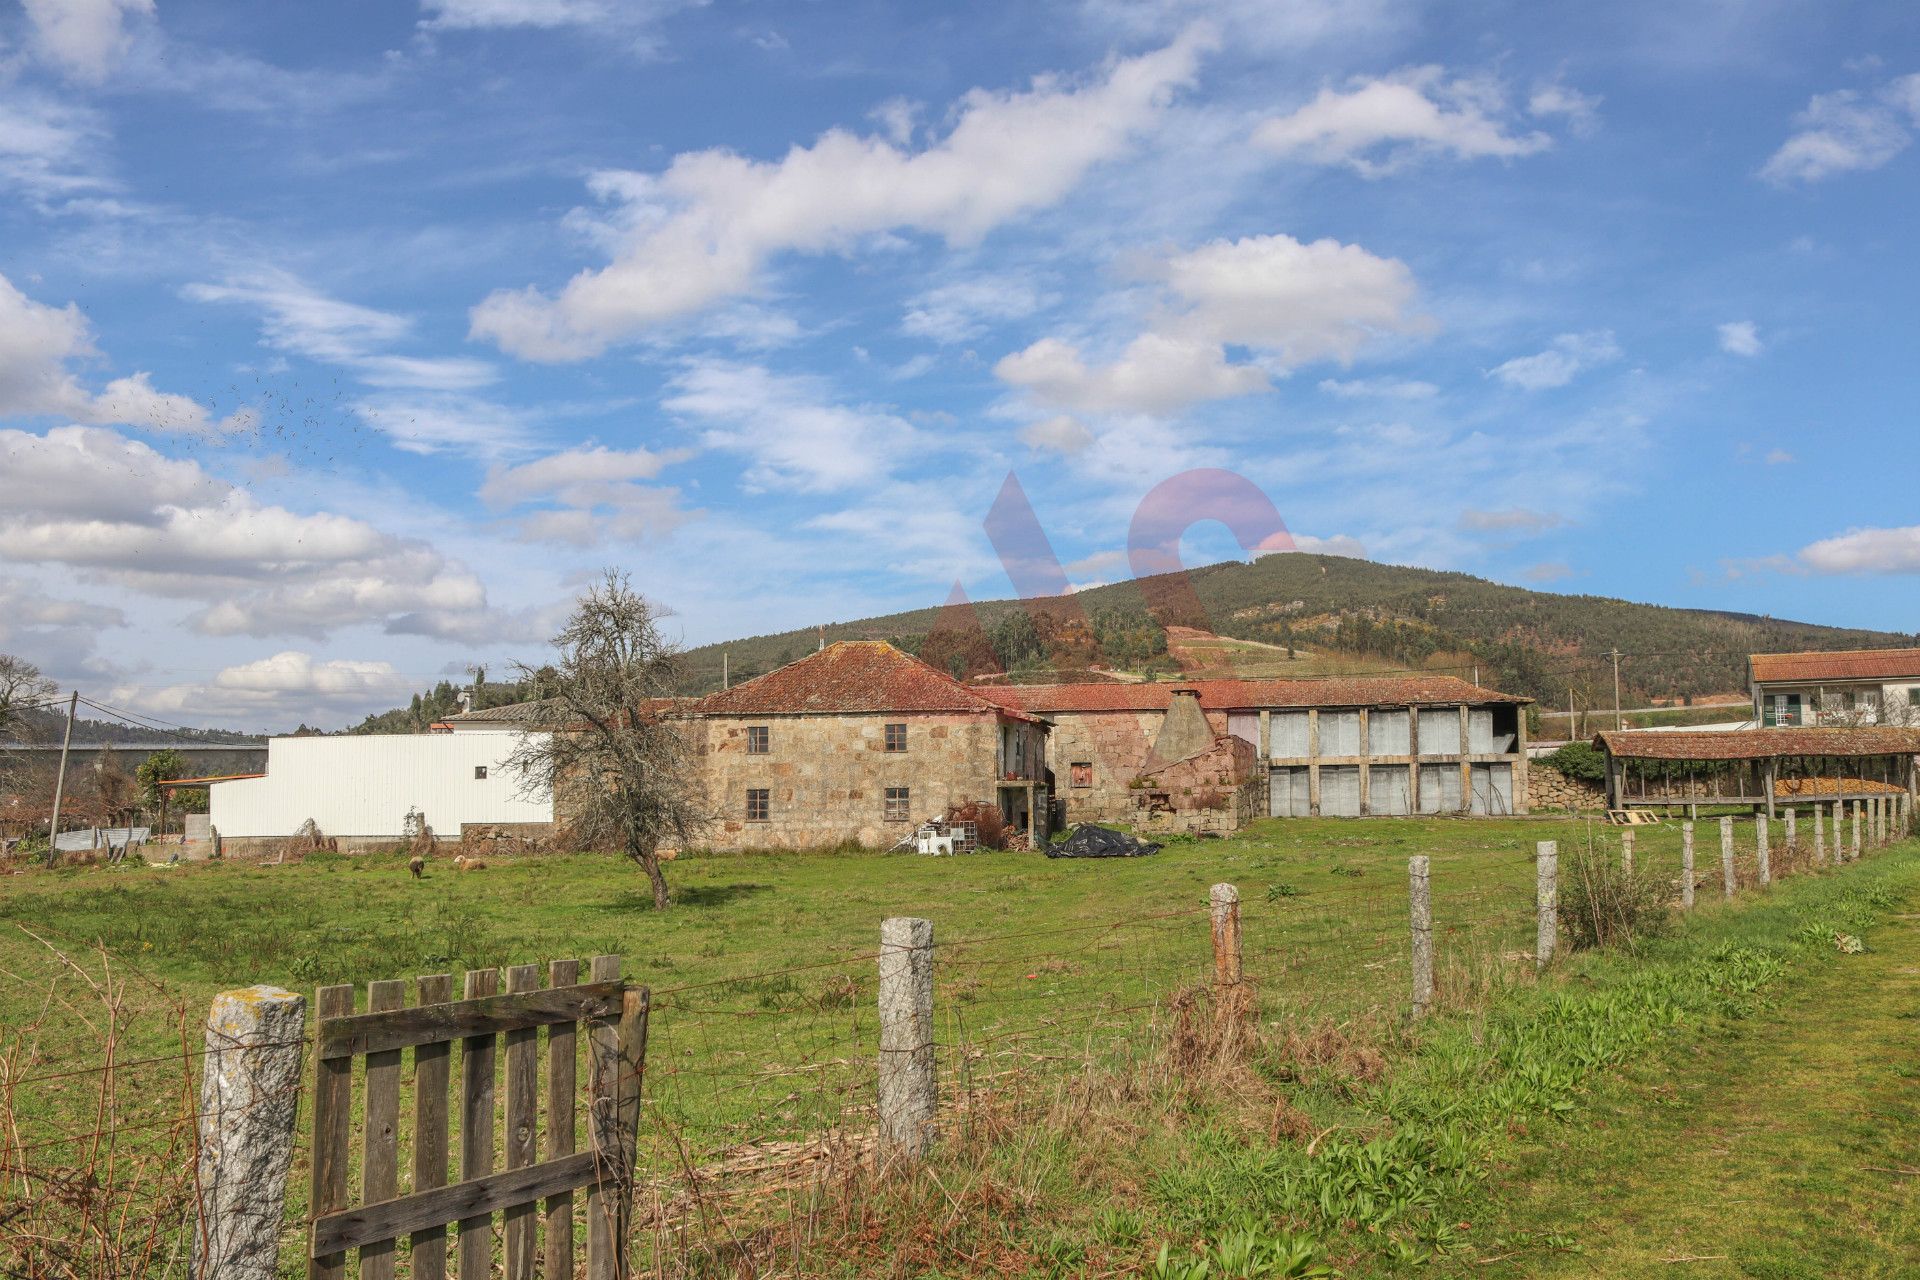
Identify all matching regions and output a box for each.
[1593,727,1920,817]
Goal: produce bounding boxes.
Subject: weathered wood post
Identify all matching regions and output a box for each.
[1680,821,1695,910]
[1853,802,1863,861]
[194,987,306,1280]
[1620,829,1634,876]
[1720,817,1736,899]
[878,916,936,1164]
[1408,858,1433,1019]
[1535,841,1557,971]
[1210,883,1242,993]
[1756,815,1771,888]
[1814,803,1827,865]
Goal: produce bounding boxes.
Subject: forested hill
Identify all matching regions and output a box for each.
[672,554,1914,708]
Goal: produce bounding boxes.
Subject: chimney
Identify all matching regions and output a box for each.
[1147,686,1213,771]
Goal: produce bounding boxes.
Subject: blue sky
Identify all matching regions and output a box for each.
[1,0,1916,730]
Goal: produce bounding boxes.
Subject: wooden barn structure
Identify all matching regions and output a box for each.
[1593,727,1920,818]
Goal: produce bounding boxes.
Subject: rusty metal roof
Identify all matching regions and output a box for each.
[976,674,1528,715]
[693,641,1043,721]
[1749,647,1920,684]
[1594,727,1920,761]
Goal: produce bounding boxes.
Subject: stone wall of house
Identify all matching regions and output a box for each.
[700,710,1038,850]
[1127,735,1260,836]
[1050,706,1232,825]
[1528,763,1608,812]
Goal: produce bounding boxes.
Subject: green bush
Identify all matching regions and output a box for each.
[1541,741,1607,785]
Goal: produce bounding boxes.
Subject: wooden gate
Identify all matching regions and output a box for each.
[306,955,647,1280]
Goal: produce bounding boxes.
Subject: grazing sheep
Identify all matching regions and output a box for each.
[453,854,487,871]
[409,853,426,878]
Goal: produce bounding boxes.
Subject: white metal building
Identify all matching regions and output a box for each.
[209,732,552,840]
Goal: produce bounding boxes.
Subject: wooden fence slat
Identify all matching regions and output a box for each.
[308,985,356,1280]
[411,974,454,1280]
[543,959,580,1280]
[360,980,407,1280]
[311,1151,599,1257]
[457,969,499,1280]
[319,982,625,1059]
[503,965,541,1280]
[585,955,621,1280]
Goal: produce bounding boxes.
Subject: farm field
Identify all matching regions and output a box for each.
[3,813,1915,1276]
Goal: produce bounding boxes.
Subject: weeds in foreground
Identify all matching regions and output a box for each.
[1556,842,1673,951]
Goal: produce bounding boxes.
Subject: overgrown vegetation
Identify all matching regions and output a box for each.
[1556,841,1674,950]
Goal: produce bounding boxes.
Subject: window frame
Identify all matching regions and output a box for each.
[1069,761,1093,789]
[745,725,770,755]
[473,765,489,780]
[883,722,908,753]
[745,788,770,822]
[883,786,911,822]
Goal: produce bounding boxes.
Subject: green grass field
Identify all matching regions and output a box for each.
[3,812,1914,1276]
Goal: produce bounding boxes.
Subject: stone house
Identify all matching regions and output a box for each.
[980,674,1530,825]
[691,642,1049,850]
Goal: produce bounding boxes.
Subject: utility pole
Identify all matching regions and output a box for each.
[1607,649,1624,730]
[723,650,729,690]
[1568,686,1576,741]
[48,690,78,846]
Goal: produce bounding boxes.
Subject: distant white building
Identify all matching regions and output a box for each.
[1749,648,1920,728]
[209,732,552,847]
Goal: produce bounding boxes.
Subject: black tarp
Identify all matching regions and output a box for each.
[1044,824,1161,859]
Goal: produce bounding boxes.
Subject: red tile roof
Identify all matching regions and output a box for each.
[1595,727,1920,762]
[976,674,1527,715]
[694,642,1043,721]
[1749,647,1920,684]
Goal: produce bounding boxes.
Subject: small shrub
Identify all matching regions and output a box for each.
[1541,741,1607,785]
[1557,843,1672,951]
[1265,883,1300,901]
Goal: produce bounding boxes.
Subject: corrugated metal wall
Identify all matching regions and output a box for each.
[1319,765,1361,816]
[1270,711,1310,757]
[1418,763,1464,813]
[1227,712,1259,747]
[1367,710,1410,756]
[1368,764,1411,815]
[210,733,553,838]
[1319,711,1361,756]
[1416,709,1461,757]
[1469,763,1514,815]
[1269,766,1310,816]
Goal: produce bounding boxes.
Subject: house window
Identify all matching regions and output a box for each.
[473,765,488,780]
[884,787,911,822]
[745,788,770,822]
[1909,689,1920,707]
[1070,762,1093,789]
[884,722,908,752]
[1766,694,1802,728]
[746,725,769,754]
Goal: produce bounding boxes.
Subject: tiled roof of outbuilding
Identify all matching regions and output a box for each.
[975,674,1527,714]
[1594,726,1920,761]
[694,642,1043,721]
[1749,648,1920,684]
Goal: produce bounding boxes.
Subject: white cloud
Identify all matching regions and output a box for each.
[1522,561,1575,584]
[1528,81,1601,132]
[20,0,154,83]
[1487,330,1621,390]
[1764,448,1795,466]
[0,92,115,204]
[419,0,694,35]
[349,396,539,459]
[1796,525,1920,574]
[996,232,1429,415]
[470,31,1211,359]
[1018,414,1097,455]
[996,333,1267,415]
[119,651,418,727]
[0,426,494,640]
[1318,375,1438,399]
[1459,506,1566,535]
[1717,320,1762,357]
[1287,532,1369,558]
[1761,73,1920,184]
[0,271,243,434]
[1081,0,1404,56]
[902,275,1054,344]
[185,271,499,392]
[1255,66,1552,176]
[663,361,919,492]
[478,444,695,545]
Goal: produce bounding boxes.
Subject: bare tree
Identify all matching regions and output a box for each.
[508,571,709,908]
[0,655,57,742]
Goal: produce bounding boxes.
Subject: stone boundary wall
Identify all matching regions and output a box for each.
[1528,763,1608,812]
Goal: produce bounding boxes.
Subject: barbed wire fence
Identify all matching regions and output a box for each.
[3,796,1912,1277]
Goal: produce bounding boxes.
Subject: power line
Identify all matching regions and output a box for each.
[74,696,261,746]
